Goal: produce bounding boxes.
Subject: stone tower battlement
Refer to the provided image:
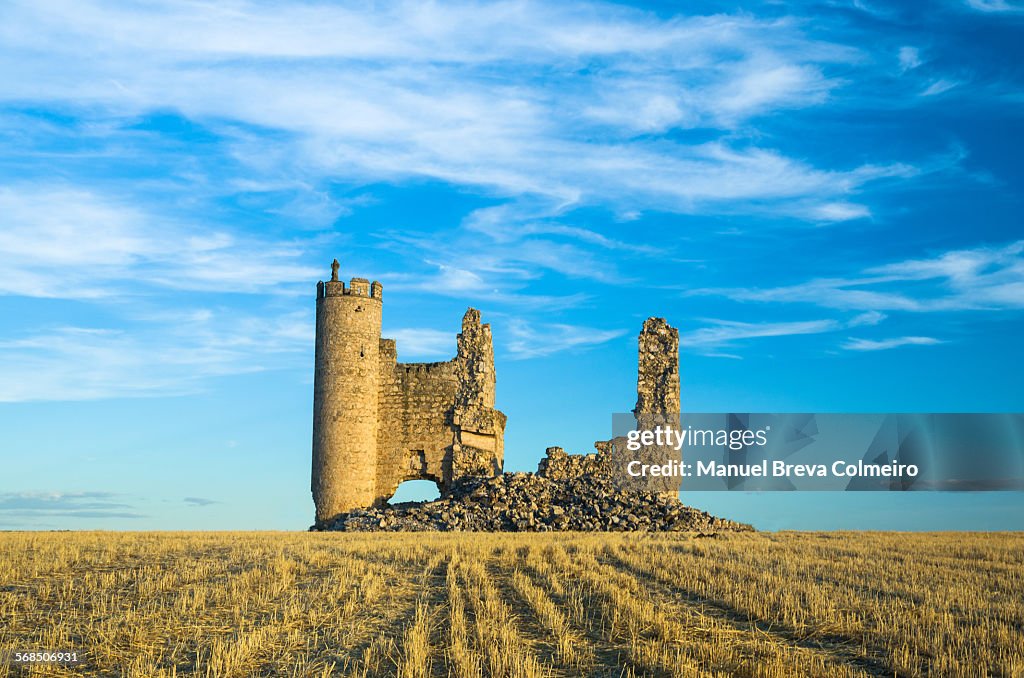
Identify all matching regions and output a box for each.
[311,259,506,524]
[317,278,383,299]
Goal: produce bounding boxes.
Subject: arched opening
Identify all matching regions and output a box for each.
[388,479,441,505]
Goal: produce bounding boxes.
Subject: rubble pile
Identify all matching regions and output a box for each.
[315,448,751,533]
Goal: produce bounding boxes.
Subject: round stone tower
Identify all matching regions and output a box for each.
[311,259,383,523]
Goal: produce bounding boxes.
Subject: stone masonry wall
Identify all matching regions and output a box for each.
[375,309,506,503]
[375,358,461,501]
[536,446,604,481]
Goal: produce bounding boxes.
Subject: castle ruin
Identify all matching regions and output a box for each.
[311,260,506,524]
[311,260,682,526]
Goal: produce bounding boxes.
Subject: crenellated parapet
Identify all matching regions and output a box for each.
[316,260,383,300]
[318,279,383,300]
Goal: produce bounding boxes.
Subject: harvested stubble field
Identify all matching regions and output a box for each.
[0,532,1022,677]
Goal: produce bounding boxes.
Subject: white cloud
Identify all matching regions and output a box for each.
[842,336,943,351]
[711,60,833,122]
[697,239,1024,312]
[849,311,887,326]
[899,46,922,72]
[377,229,604,310]
[681,318,841,349]
[386,328,457,360]
[0,184,319,299]
[680,310,894,354]
[584,91,690,133]
[0,491,142,520]
[505,319,626,359]
[430,266,490,294]
[0,0,907,222]
[0,310,311,402]
[267,188,349,229]
[809,201,872,222]
[921,79,960,97]
[963,0,1024,12]
[462,203,657,254]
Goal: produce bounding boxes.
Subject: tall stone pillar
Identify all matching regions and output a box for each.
[634,317,680,417]
[634,317,681,499]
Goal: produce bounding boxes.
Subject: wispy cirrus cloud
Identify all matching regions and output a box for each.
[694,239,1024,313]
[505,319,626,359]
[963,0,1024,12]
[0,491,144,520]
[462,203,658,254]
[183,497,219,507]
[386,328,457,360]
[921,79,961,97]
[681,318,841,351]
[680,309,889,355]
[842,336,944,351]
[381,263,590,311]
[683,240,1024,355]
[0,0,928,223]
[0,309,312,402]
[898,46,923,72]
[0,184,319,299]
[377,220,606,310]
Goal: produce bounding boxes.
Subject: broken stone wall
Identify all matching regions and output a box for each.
[537,446,605,481]
[534,317,683,499]
[374,309,505,506]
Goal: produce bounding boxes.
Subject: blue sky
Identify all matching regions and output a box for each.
[0,0,1022,530]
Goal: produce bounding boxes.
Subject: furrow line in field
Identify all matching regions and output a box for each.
[444,550,484,678]
[603,544,900,677]
[527,543,714,677]
[515,544,657,678]
[310,549,433,677]
[395,554,451,678]
[631,537,1023,670]
[484,546,597,677]
[458,548,553,678]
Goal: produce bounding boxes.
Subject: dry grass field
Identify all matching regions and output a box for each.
[0,531,1021,677]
